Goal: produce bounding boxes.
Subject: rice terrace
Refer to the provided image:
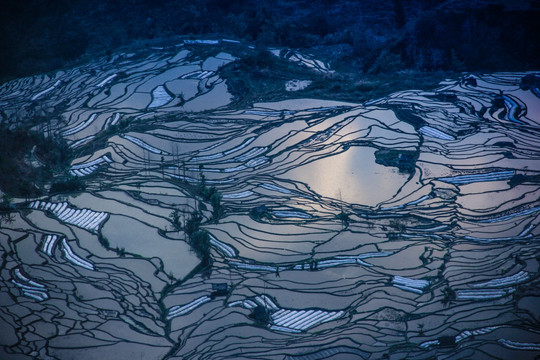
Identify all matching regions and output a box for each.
[0,3,539,359]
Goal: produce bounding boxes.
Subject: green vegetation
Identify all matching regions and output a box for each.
[168,207,216,276]
[336,211,350,227]
[417,323,425,336]
[249,305,270,325]
[183,211,213,277]
[116,247,126,257]
[190,229,211,259]
[0,125,71,198]
[98,234,110,248]
[374,149,419,174]
[520,75,540,90]
[388,219,407,232]
[195,174,224,221]
[209,192,223,220]
[508,174,540,187]
[419,246,433,266]
[249,205,270,221]
[300,71,453,104]
[2,1,537,83]
[74,118,130,159]
[168,209,182,230]
[441,287,456,305]
[184,211,203,237]
[0,195,15,227]
[220,47,452,106]
[390,107,427,130]
[438,335,456,347]
[97,234,133,259]
[220,50,311,106]
[50,176,86,194]
[166,173,225,276]
[0,195,12,210]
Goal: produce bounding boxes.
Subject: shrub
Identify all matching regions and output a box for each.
[250,205,269,220]
[0,124,72,198]
[98,234,110,248]
[210,192,223,220]
[185,211,203,236]
[50,177,86,194]
[336,211,350,227]
[374,149,418,174]
[169,209,182,230]
[249,305,270,325]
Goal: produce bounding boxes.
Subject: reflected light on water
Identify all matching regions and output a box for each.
[284,146,409,206]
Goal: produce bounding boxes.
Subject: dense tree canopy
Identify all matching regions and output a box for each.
[0,0,538,82]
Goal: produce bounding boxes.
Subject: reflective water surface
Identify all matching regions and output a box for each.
[0,41,539,359]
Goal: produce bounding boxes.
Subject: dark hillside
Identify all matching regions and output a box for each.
[0,0,538,82]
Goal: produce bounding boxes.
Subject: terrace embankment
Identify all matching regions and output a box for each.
[0,39,539,360]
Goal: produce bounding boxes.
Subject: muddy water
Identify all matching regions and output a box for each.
[1,41,539,360]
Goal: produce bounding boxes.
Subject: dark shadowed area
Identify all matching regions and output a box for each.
[0,1,539,360]
[1,0,539,83]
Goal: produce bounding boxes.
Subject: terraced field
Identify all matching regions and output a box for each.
[0,40,539,359]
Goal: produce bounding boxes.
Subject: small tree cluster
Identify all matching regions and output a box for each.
[196,174,223,220]
[336,211,350,227]
[185,211,203,236]
[50,176,86,194]
[169,209,182,230]
[0,195,15,228]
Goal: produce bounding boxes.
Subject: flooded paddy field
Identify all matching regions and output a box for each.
[0,40,539,359]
